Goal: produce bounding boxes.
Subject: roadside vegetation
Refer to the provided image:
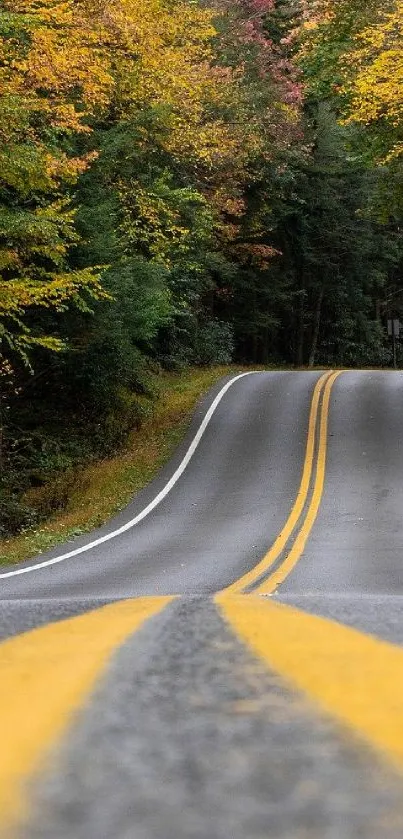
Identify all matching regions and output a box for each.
[1,0,402,555]
[0,365,262,565]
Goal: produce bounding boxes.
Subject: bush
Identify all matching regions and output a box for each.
[0,496,39,537]
[194,320,235,365]
[90,388,155,455]
[23,469,89,521]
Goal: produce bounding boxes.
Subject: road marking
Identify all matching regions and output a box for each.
[0,596,173,831]
[221,370,334,595]
[0,372,259,580]
[255,371,342,594]
[216,595,403,771]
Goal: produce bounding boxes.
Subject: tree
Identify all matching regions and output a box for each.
[342,2,403,165]
[0,2,112,370]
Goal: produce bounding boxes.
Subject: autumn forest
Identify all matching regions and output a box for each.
[1,0,402,539]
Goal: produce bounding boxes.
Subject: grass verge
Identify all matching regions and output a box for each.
[0,365,260,566]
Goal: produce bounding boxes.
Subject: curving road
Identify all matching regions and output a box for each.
[3,370,403,839]
[281,370,403,595]
[0,370,320,600]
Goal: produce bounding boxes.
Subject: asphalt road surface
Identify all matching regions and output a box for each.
[2,370,403,838]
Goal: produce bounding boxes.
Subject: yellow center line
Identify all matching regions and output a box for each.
[255,370,342,594]
[0,596,174,833]
[221,370,334,595]
[216,594,403,771]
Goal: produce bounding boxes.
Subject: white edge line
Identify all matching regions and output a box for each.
[0,372,259,579]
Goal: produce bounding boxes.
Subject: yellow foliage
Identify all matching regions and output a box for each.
[342,2,403,160]
[1,0,301,369]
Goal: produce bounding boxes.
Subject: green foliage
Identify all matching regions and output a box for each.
[194,320,235,365]
[0,1,110,370]
[2,0,403,542]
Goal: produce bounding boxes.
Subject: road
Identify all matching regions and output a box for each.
[2,370,403,838]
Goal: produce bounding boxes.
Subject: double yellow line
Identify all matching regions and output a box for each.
[222,370,342,596]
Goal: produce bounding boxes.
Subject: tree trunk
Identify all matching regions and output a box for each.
[308,286,324,368]
[261,325,269,364]
[251,279,258,363]
[296,290,305,367]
